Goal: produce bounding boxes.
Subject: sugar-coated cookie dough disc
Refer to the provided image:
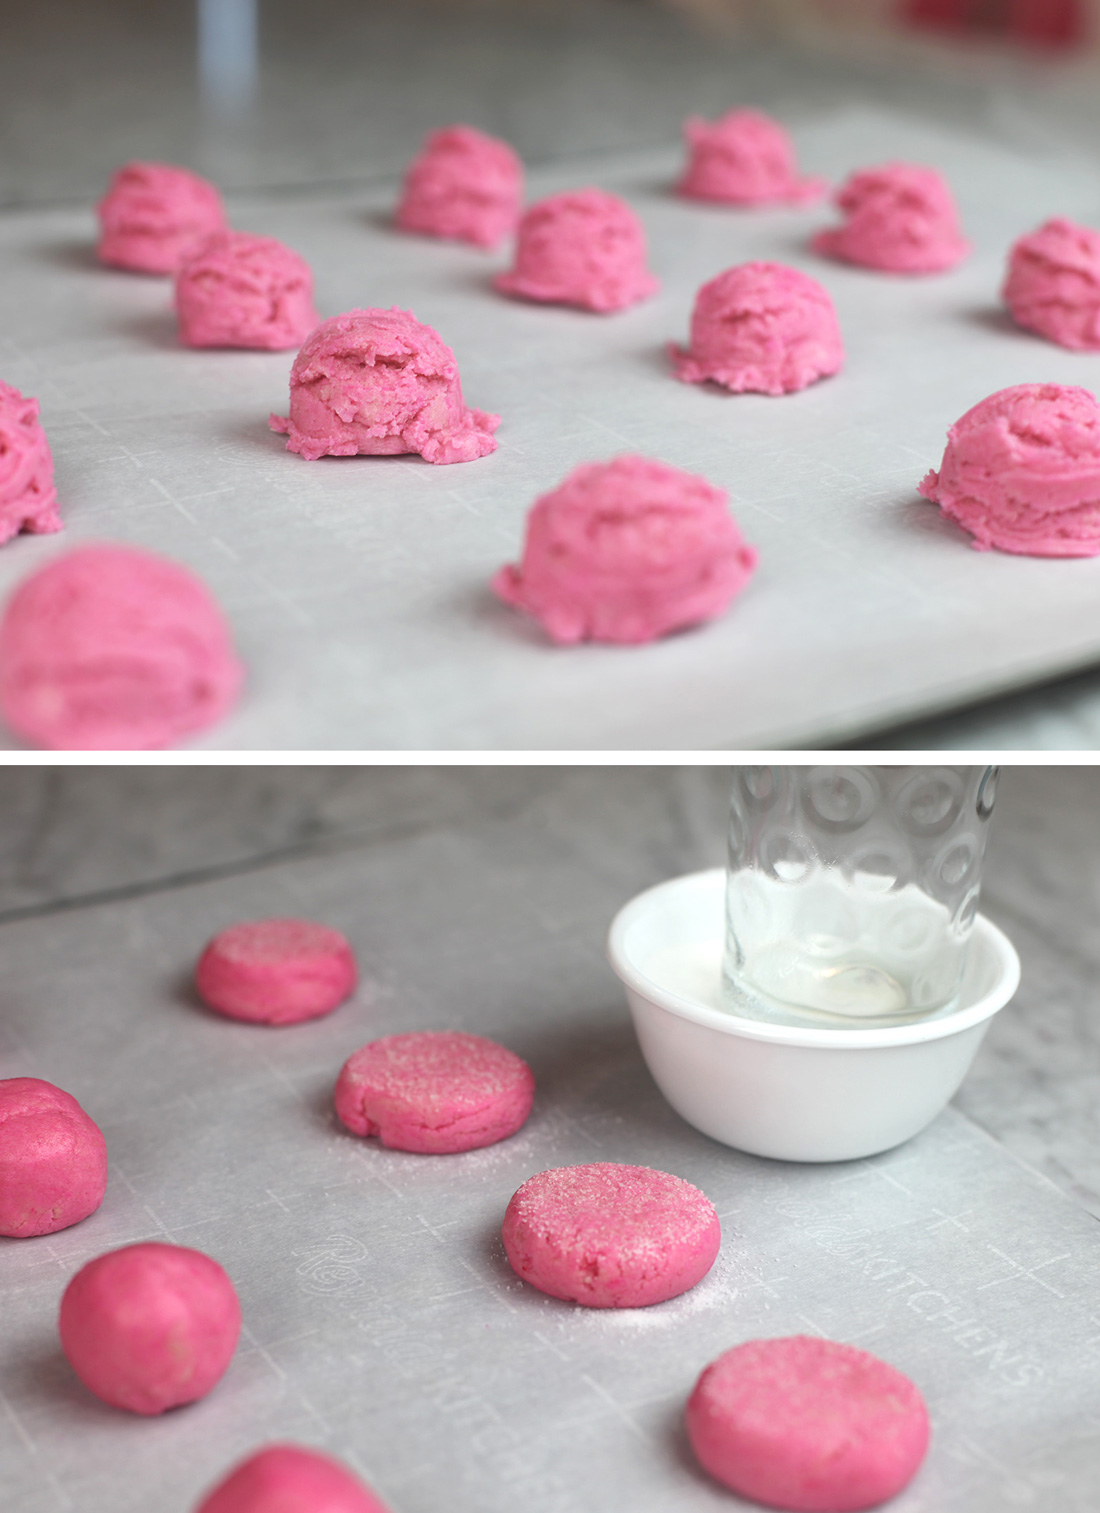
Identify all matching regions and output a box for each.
[0,1077,107,1238]
[59,1242,241,1415]
[502,1162,720,1308]
[196,919,357,1025]
[686,1336,930,1511]
[196,1444,392,1513]
[335,1030,535,1154]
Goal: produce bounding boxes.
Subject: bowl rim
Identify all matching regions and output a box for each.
[607,867,1020,1050]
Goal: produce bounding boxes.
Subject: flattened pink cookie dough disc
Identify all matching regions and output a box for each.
[335,1031,534,1154]
[0,380,62,547]
[196,1444,392,1513]
[494,189,659,313]
[813,162,969,275]
[176,232,319,350]
[97,162,227,274]
[269,308,500,464]
[59,1242,241,1415]
[0,544,244,750]
[502,1162,720,1308]
[686,1336,930,1511]
[918,382,1100,556]
[493,454,757,645]
[671,262,843,396]
[196,919,357,1025]
[0,1077,107,1238]
[677,109,826,207]
[396,124,523,249]
[1003,217,1100,350]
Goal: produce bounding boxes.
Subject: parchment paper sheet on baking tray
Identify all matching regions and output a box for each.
[4,108,1100,747]
[1,815,1098,1512]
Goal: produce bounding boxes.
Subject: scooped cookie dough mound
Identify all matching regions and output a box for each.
[269,308,500,464]
[918,383,1100,555]
[0,544,243,750]
[59,1242,241,1415]
[196,1444,392,1513]
[502,1162,720,1308]
[176,232,319,350]
[686,1336,930,1511]
[672,262,843,396]
[494,189,659,312]
[493,455,757,645]
[0,380,61,546]
[196,919,357,1025]
[677,109,825,207]
[813,163,969,274]
[97,162,227,274]
[1003,217,1100,350]
[396,124,523,249]
[335,1031,534,1154]
[0,1078,107,1238]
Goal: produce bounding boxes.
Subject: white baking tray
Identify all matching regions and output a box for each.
[3,107,1100,749]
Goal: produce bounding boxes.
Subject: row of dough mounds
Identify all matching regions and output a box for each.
[3,110,1100,746]
[0,913,931,1512]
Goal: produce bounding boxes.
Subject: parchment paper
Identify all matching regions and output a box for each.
[0,811,1097,1510]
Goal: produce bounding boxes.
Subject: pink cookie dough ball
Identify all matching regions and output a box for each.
[494,188,659,313]
[335,1031,534,1154]
[502,1162,721,1309]
[196,1444,392,1513]
[493,454,757,645]
[686,1336,930,1511]
[395,124,523,249]
[677,109,826,207]
[672,261,844,396]
[176,232,319,350]
[813,162,969,275]
[196,919,357,1025]
[0,544,244,750]
[59,1242,241,1415]
[0,1078,107,1238]
[269,307,500,465]
[97,162,228,274]
[918,382,1100,556]
[1003,217,1100,351]
[0,380,62,547]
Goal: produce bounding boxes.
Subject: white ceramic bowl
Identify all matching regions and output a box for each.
[607,868,1020,1163]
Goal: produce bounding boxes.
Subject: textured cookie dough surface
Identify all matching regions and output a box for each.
[270,308,500,464]
[97,162,228,274]
[176,232,319,350]
[396,124,523,249]
[0,380,61,547]
[671,262,844,396]
[686,1336,930,1511]
[0,544,244,750]
[919,382,1100,556]
[493,454,757,644]
[196,1444,392,1513]
[196,919,357,1025]
[59,1242,241,1415]
[813,162,969,274]
[501,1162,720,1308]
[335,1031,534,1154]
[0,1078,107,1238]
[677,109,825,207]
[494,189,659,312]
[1003,217,1100,351]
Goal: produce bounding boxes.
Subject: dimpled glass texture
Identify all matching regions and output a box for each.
[723,767,999,1026]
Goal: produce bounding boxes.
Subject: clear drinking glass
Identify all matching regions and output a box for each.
[723,766,999,1027]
